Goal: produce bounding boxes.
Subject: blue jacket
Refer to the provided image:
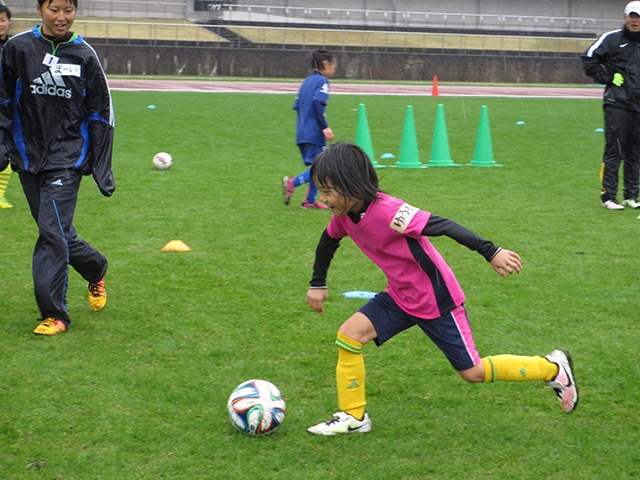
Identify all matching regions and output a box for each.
[293,70,330,146]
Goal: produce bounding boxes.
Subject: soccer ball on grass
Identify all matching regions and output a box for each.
[153,152,172,170]
[228,379,286,435]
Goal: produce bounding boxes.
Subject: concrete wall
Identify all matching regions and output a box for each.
[92,43,586,83]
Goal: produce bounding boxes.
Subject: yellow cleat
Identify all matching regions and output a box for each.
[88,278,107,311]
[0,197,12,208]
[34,318,67,335]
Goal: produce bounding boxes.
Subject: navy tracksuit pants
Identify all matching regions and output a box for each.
[19,169,108,327]
[601,104,640,202]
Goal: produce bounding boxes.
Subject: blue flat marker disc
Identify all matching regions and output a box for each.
[343,291,377,299]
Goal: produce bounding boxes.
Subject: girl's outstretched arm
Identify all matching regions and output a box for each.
[422,215,521,275]
[422,215,500,262]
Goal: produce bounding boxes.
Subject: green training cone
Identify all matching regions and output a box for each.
[395,105,425,168]
[427,104,460,167]
[355,104,383,168]
[469,105,502,167]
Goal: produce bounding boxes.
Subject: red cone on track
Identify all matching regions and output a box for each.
[432,75,439,97]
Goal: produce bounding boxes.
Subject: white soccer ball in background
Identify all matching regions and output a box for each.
[228,379,286,436]
[153,152,172,170]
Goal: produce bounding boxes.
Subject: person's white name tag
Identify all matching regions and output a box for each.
[390,203,419,234]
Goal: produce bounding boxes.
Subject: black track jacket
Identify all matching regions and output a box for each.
[0,26,115,196]
[582,26,640,113]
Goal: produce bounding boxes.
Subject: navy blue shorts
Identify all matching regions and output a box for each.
[298,143,325,166]
[358,292,481,371]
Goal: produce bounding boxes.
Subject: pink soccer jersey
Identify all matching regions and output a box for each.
[327,193,465,320]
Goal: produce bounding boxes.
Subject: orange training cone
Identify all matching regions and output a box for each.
[161,240,192,252]
[432,75,439,97]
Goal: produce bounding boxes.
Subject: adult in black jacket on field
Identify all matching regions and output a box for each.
[582,1,640,210]
[0,0,115,335]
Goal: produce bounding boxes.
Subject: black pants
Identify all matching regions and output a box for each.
[19,169,107,327]
[601,104,640,202]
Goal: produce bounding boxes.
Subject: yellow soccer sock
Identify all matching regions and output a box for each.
[482,355,559,383]
[335,331,366,420]
[0,165,10,197]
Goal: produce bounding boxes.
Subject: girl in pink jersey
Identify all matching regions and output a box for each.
[305,142,578,435]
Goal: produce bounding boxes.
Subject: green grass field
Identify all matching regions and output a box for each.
[1,87,639,479]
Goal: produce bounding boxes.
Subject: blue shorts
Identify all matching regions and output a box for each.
[358,292,481,371]
[298,143,325,166]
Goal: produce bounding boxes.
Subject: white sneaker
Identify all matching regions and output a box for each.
[622,199,640,209]
[602,199,624,210]
[307,411,372,435]
[545,350,579,413]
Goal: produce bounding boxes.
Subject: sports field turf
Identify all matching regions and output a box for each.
[1,87,639,478]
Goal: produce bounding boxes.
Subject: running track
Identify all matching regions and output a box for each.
[107,79,604,99]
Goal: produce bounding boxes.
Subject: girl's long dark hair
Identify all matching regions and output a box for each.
[311,142,380,203]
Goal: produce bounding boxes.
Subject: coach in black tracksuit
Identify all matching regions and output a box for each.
[582,1,640,210]
[0,14,115,333]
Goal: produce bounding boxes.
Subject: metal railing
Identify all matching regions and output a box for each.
[192,5,617,35]
[9,2,618,35]
[78,0,186,19]
[9,0,188,20]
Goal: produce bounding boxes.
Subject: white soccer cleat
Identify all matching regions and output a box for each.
[307,411,372,435]
[602,199,624,210]
[545,349,579,413]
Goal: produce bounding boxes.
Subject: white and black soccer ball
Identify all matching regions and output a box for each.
[228,379,286,436]
[153,152,172,170]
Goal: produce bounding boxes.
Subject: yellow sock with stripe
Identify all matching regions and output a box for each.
[482,355,559,383]
[335,331,366,420]
[0,165,10,197]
